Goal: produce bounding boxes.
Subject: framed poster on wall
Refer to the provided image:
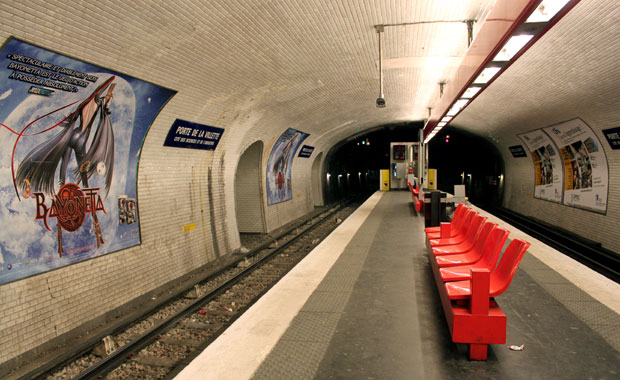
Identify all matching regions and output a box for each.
[517,129,563,203]
[543,119,608,213]
[0,38,176,284]
[266,128,308,205]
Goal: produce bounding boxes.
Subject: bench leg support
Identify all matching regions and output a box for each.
[468,343,488,360]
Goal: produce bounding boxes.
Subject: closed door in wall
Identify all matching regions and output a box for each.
[311,152,324,207]
[235,141,266,233]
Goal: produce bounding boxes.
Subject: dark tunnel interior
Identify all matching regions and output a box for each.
[325,124,505,207]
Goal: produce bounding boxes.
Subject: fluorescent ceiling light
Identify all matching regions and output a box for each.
[446,108,458,117]
[526,0,571,23]
[494,35,534,61]
[473,67,501,84]
[454,99,469,109]
[441,117,452,123]
[447,99,469,116]
[461,86,482,99]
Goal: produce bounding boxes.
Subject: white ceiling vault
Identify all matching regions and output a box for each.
[0,0,497,153]
[3,0,605,154]
[193,0,498,150]
[246,0,499,147]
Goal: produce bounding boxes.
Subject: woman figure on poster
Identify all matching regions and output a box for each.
[13,77,117,256]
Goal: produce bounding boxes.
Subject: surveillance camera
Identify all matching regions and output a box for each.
[376,97,386,108]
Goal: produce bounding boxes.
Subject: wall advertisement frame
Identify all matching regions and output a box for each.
[543,118,608,214]
[0,38,176,284]
[266,128,309,205]
[518,129,563,203]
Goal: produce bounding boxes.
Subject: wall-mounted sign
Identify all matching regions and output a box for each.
[518,130,563,203]
[508,145,527,158]
[0,38,176,284]
[393,144,406,160]
[544,119,608,213]
[163,119,224,150]
[266,128,308,205]
[298,145,314,158]
[602,127,620,150]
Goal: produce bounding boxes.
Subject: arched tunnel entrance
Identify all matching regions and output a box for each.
[427,126,504,207]
[323,123,505,207]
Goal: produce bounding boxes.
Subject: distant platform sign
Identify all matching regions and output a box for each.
[164,119,224,150]
[298,145,314,158]
[602,127,620,150]
[509,145,527,157]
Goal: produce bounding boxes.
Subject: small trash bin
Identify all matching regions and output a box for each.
[424,190,446,227]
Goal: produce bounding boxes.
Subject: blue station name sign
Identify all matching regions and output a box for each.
[602,127,620,150]
[164,119,224,150]
[509,145,527,158]
[298,145,315,158]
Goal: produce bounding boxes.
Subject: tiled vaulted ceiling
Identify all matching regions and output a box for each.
[0,0,497,151]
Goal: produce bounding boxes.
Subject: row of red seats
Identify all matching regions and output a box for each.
[407,180,423,212]
[425,203,531,360]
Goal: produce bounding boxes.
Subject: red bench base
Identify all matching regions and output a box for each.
[428,244,506,360]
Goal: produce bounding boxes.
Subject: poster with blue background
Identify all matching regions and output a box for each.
[266,128,308,205]
[0,38,176,284]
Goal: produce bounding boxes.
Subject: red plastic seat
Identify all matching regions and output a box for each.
[433,221,496,259]
[427,208,474,242]
[429,215,486,256]
[425,203,466,234]
[428,211,478,247]
[445,239,532,300]
[414,186,424,211]
[426,205,470,239]
[438,227,509,282]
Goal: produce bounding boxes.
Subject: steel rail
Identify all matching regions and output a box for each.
[480,205,620,284]
[71,198,355,380]
[21,198,355,380]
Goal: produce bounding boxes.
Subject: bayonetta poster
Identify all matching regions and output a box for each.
[0,38,175,284]
[266,128,308,205]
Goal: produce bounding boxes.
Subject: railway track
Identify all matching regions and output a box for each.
[23,197,362,380]
[480,204,620,284]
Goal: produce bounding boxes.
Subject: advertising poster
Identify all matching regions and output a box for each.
[266,128,308,205]
[543,119,608,213]
[518,129,563,203]
[0,38,176,284]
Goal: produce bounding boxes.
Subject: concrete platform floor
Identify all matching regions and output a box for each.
[176,191,620,380]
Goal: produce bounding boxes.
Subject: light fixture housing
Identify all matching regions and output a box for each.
[473,67,501,84]
[526,0,572,23]
[422,0,579,144]
[493,34,534,61]
[461,86,482,99]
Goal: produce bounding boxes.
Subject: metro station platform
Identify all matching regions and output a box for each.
[174,191,620,380]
